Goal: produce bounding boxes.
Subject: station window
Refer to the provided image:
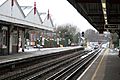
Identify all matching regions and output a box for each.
[1,26,8,49]
[3,30,7,47]
[0,30,2,48]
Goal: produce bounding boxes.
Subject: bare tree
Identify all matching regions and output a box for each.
[85,29,99,42]
[56,24,80,46]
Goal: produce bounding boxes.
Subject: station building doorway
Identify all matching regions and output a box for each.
[0,26,9,55]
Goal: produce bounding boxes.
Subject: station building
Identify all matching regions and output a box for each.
[0,0,55,55]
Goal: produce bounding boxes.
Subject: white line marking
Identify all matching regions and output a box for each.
[77,49,105,80]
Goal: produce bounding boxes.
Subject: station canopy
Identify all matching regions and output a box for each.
[67,0,120,33]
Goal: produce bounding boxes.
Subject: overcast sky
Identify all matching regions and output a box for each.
[0,0,97,31]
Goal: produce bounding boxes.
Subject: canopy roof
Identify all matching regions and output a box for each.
[68,0,120,33]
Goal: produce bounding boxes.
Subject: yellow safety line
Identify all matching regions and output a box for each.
[91,48,109,80]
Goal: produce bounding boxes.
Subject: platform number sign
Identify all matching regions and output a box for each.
[104,24,119,30]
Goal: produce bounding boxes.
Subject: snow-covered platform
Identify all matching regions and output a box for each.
[0,46,84,64]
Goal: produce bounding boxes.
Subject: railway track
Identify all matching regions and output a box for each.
[0,48,101,80]
[37,49,101,80]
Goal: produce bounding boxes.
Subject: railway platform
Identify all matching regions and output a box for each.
[78,48,120,80]
[0,46,83,64]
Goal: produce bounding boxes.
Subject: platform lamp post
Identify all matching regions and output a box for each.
[59,31,61,47]
[62,32,66,46]
[56,31,60,47]
[50,32,52,48]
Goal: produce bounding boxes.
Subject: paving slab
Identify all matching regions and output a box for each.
[79,48,120,80]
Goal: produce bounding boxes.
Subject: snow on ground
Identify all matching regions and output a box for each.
[18,46,83,52]
[19,47,39,52]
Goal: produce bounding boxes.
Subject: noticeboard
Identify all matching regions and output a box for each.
[104,24,119,29]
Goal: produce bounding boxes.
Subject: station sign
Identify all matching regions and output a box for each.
[104,24,119,30]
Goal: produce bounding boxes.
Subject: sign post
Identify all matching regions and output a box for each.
[105,24,120,57]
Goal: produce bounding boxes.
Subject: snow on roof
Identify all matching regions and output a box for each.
[42,14,54,28]
[0,0,6,6]
[20,6,33,16]
[0,0,54,31]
